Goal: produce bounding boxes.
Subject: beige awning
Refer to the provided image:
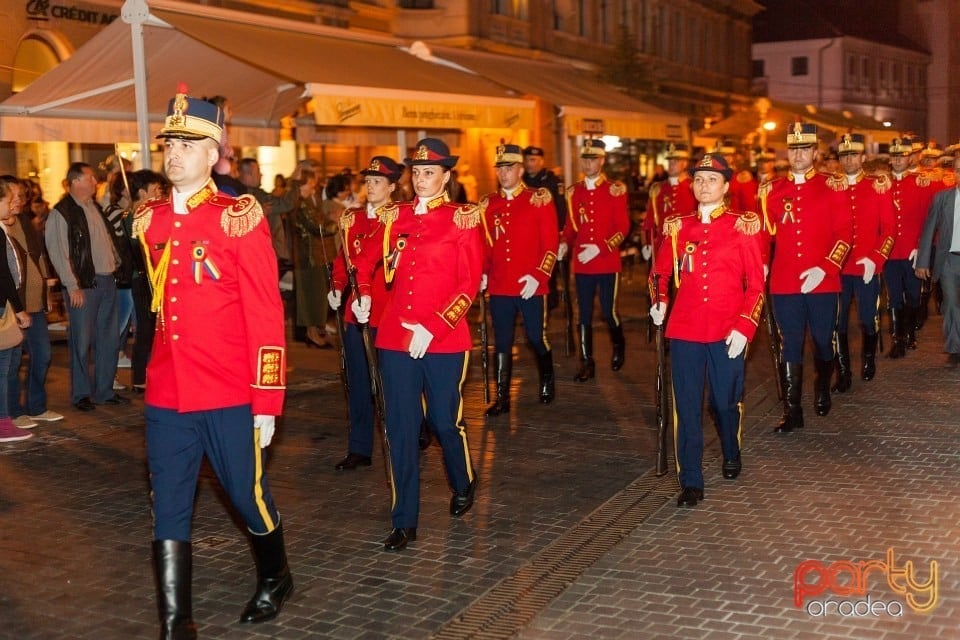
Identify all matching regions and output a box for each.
[154,9,534,131]
[0,15,302,145]
[431,47,689,140]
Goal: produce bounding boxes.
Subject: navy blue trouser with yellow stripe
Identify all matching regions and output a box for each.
[344,322,376,458]
[670,340,744,490]
[490,295,549,355]
[379,349,475,529]
[146,404,280,541]
[574,273,620,329]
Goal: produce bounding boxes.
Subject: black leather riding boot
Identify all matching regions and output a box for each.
[887,308,905,359]
[153,540,197,640]
[537,350,555,404]
[814,358,833,416]
[609,324,625,371]
[485,353,512,416]
[774,362,804,433]
[574,325,595,382]
[861,330,878,381]
[239,523,294,624]
[833,332,852,392]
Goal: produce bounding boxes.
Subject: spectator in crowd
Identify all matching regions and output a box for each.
[105,173,137,384]
[291,169,335,348]
[0,178,34,442]
[0,176,62,427]
[45,162,129,411]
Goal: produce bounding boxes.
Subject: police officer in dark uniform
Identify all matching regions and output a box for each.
[522,146,566,310]
[351,138,482,552]
[135,86,293,638]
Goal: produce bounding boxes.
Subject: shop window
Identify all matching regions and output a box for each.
[791,56,808,77]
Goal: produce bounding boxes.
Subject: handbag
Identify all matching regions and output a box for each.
[0,301,23,350]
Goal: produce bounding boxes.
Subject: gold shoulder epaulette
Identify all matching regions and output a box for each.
[916,173,932,188]
[648,181,662,199]
[377,202,399,223]
[757,180,772,200]
[943,171,957,187]
[131,202,154,239]
[734,211,761,236]
[737,170,753,184]
[609,181,627,197]
[454,203,481,230]
[871,173,891,194]
[826,173,848,192]
[530,187,553,207]
[566,184,576,196]
[339,210,356,231]
[478,194,491,210]
[662,214,685,238]
[220,194,263,238]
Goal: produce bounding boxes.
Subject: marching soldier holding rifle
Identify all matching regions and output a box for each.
[759,123,853,433]
[649,154,765,507]
[351,138,482,552]
[641,142,696,260]
[522,146,566,312]
[480,143,559,415]
[327,156,402,470]
[559,139,631,381]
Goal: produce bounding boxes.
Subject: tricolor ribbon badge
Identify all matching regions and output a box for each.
[191,243,220,284]
[781,199,795,224]
[353,238,362,255]
[680,241,697,274]
[579,206,588,224]
[385,237,407,277]
[494,217,505,240]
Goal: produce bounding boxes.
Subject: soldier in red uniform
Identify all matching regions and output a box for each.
[641,142,696,259]
[559,139,631,381]
[351,138,482,552]
[479,143,558,415]
[327,156,402,470]
[718,139,759,213]
[649,154,764,507]
[135,86,292,638]
[758,123,853,433]
[834,133,896,390]
[886,137,938,356]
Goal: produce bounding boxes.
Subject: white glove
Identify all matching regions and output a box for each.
[909,249,918,268]
[557,242,568,260]
[856,257,876,284]
[480,274,488,292]
[254,415,276,448]
[725,330,748,359]
[799,266,826,294]
[351,295,371,324]
[401,322,434,359]
[327,289,342,311]
[577,243,600,264]
[763,264,769,281]
[518,274,538,299]
[649,302,667,326]
[641,245,652,261]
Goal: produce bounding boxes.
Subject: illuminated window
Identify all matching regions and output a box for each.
[12,34,64,92]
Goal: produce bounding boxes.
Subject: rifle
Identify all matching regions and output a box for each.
[876,273,886,354]
[763,291,785,401]
[479,290,490,404]
[646,239,657,344]
[316,218,349,406]
[344,263,392,489]
[557,257,574,356]
[653,275,670,477]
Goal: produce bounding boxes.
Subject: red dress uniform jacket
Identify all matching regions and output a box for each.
[649,208,765,342]
[134,181,286,416]
[353,194,483,354]
[759,170,853,295]
[562,175,631,274]
[839,172,897,276]
[331,205,389,327]
[889,172,937,260]
[642,177,696,249]
[729,169,759,213]
[480,184,558,296]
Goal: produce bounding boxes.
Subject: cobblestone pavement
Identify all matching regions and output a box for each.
[0,274,956,639]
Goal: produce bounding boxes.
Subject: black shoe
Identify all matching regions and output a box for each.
[335,453,371,471]
[103,394,130,405]
[947,353,960,369]
[383,527,416,552]
[450,479,477,517]
[74,398,95,412]
[677,487,704,507]
[722,456,742,480]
